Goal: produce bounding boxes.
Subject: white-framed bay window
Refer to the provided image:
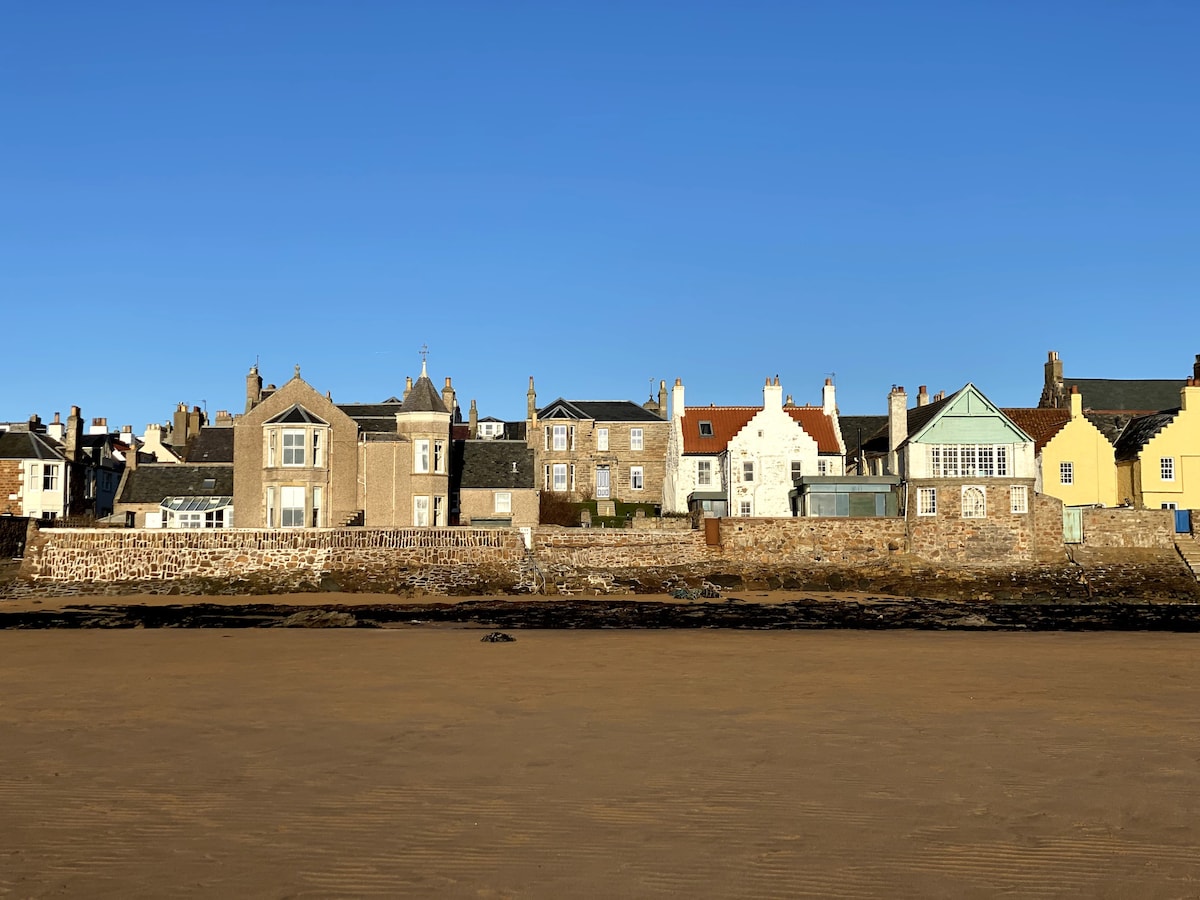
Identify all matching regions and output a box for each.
[434,440,445,473]
[282,429,306,466]
[552,424,567,451]
[552,463,568,492]
[415,439,431,473]
[312,486,323,527]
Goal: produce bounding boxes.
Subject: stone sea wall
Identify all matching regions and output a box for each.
[6,502,1197,601]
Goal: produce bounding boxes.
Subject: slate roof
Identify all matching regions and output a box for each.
[400,375,449,414]
[1001,408,1073,453]
[538,398,664,422]
[1113,409,1179,462]
[1071,378,1185,413]
[184,428,234,463]
[118,464,234,503]
[839,416,888,457]
[679,406,841,454]
[459,441,536,489]
[0,430,64,461]
[1085,412,1138,444]
[338,402,401,433]
[858,392,956,455]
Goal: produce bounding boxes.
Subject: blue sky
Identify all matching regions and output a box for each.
[3,1,1198,431]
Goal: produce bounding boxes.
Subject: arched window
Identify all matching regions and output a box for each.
[962,486,986,519]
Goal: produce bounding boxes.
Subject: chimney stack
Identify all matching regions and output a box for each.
[46,412,64,441]
[246,365,263,413]
[822,378,837,415]
[763,375,783,408]
[887,386,908,476]
[527,376,537,422]
[442,377,456,415]
[468,399,478,438]
[403,376,413,402]
[671,378,685,421]
[917,385,929,407]
[658,380,668,418]
[64,406,83,463]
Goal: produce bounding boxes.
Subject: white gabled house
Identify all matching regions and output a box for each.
[664,377,845,517]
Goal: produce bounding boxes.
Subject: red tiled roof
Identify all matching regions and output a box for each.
[1001,408,1071,453]
[681,406,840,454]
[785,407,842,454]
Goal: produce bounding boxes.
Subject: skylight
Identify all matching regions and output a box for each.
[699,421,714,437]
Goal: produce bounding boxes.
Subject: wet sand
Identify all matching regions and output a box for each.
[2,630,1200,898]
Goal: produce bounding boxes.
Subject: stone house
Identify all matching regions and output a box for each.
[113,422,235,527]
[234,362,455,528]
[525,378,669,505]
[454,440,538,527]
[663,376,845,518]
[862,383,1045,562]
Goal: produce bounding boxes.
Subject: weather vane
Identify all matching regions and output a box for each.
[419,343,429,364]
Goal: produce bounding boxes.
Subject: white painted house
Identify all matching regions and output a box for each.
[664,377,845,517]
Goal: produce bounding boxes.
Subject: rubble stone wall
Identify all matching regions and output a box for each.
[1082,508,1175,549]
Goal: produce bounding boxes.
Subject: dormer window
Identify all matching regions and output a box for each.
[698,421,713,437]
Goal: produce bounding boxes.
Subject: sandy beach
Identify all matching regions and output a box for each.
[2,629,1199,898]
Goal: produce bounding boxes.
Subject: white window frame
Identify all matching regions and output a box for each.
[312,486,322,527]
[552,463,568,492]
[962,485,987,519]
[697,460,712,486]
[1010,485,1028,514]
[930,444,1009,477]
[739,500,752,517]
[917,487,937,516]
[742,460,754,482]
[434,496,444,526]
[42,464,59,491]
[266,486,276,527]
[1161,457,1175,481]
[630,466,644,491]
[414,495,430,526]
[268,431,277,467]
[817,459,831,476]
[312,430,323,467]
[28,464,39,492]
[434,440,445,473]
[630,428,644,451]
[494,491,512,514]
[415,439,431,473]
[1060,462,1074,485]
[597,428,609,452]
[280,485,305,527]
[282,429,306,467]
[552,425,567,451]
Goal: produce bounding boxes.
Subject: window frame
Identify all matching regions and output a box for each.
[552,463,568,492]
[742,460,754,482]
[1161,457,1175,481]
[494,491,512,514]
[597,427,609,452]
[1060,461,1074,485]
[415,439,431,473]
[552,424,567,451]
[697,459,712,486]
[630,428,644,451]
[41,464,59,492]
[413,495,430,526]
[962,485,987,519]
[281,428,306,467]
[1010,485,1028,514]
[917,487,937,516]
[630,466,644,491]
[280,485,305,527]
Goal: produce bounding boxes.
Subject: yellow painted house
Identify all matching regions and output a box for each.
[1005,387,1118,508]
[1114,378,1200,510]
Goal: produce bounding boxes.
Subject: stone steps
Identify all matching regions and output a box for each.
[1174,538,1200,580]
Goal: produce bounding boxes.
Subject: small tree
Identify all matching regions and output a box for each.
[538,490,578,527]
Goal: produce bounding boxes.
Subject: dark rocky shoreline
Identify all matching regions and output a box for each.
[5,597,1200,631]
